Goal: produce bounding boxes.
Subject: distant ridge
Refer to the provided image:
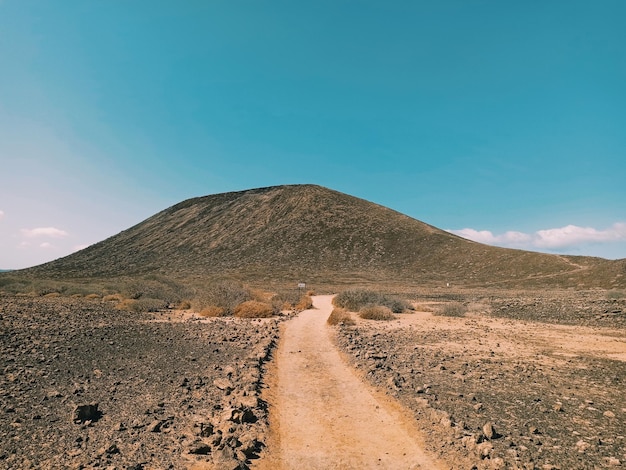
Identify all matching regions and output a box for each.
[16,184,626,289]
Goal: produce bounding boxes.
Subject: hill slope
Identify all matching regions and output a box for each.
[18,185,626,289]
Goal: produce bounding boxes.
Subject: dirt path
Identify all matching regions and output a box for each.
[257,295,444,470]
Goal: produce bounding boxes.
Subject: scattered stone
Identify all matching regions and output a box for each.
[482,422,497,440]
[73,404,101,424]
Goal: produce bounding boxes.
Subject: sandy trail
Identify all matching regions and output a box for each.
[258,295,444,470]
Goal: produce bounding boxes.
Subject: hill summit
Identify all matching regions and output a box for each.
[22,184,626,289]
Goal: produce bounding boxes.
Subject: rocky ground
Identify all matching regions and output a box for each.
[334,290,626,470]
[0,295,280,470]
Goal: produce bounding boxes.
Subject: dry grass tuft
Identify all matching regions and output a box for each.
[435,302,468,317]
[359,305,395,321]
[85,293,101,300]
[199,305,226,317]
[333,289,410,313]
[177,300,192,310]
[103,294,123,302]
[327,308,355,326]
[295,295,313,310]
[233,301,275,318]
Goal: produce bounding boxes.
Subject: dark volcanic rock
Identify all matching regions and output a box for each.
[0,295,279,469]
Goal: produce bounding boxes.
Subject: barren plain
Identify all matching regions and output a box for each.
[2,289,624,469]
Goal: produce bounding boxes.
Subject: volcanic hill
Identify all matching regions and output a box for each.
[17,184,626,289]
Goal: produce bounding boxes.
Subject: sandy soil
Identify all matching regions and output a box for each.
[334,304,626,469]
[257,295,444,470]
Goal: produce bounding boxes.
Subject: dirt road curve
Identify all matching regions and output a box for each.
[257,295,444,470]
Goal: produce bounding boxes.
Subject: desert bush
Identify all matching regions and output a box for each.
[270,290,312,311]
[85,293,101,300]
[43,292,61,298]
[177,300,192,310]
[295,295,313,310]
[333,289,410,313]
[120,276,190,305]
[233,301,275,318]
[359,305,395,321]
[327,308,355,326]
[193,280,252,314]
[199,306,226,317]
[103,294,123,302]
[435,302,468,317]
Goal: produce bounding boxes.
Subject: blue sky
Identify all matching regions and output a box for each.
[1,1,625,269]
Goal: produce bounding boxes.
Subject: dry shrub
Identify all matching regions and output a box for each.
[435,302,468,317]
[85,294,101,300]
[199,306,226,317]
[414,302,435,312]
[44,292,61,298]
[177,300,192,310]
[233,301,275,318]
[193,281,252,314]
[359,305,395,321]
[103,294,123,302]
[466,301,491,316]
[327,308,355,326]
[306,290,316,296]
[333,289,410,313]
[295,295,313,311]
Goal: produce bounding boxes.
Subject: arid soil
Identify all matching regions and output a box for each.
[0,295,280,470]
[258,295,443,469]
[2,290,625,470]
[333,294,626,469]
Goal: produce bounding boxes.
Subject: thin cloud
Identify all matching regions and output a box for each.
[535,223,626,248]
[39,242,53,249]
[447,223,626,252]
[73,244,89,252]
[21,227,69,238]
[0,210,4,220]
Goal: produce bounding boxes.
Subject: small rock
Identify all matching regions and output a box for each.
[214,378,234,393]
[188,440,211,455]
[73,404,101,424]
[147,420,162,432]
[476,441,493,459]
[604,410,616,418]
[576,439,590,453]
[483,422,496,440]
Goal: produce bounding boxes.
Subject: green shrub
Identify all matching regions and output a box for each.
[359,305,395,321]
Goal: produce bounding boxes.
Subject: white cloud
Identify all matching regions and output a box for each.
[21,227,69,238]
[535,223,626,248]
[39,242,53,249]
[447,222,626,254]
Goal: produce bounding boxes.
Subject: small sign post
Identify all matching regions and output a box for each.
[298,282,306,291]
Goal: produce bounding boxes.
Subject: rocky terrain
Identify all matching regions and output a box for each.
[0,295,280,470]
[333,290,626,469]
